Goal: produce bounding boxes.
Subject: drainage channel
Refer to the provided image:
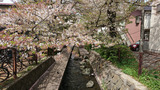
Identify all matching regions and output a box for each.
[59,53,101,90]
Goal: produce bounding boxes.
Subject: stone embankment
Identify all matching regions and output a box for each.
[79,48,148,90]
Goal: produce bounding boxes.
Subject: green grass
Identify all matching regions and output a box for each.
[93,45,160,90]
[115,59,160,89]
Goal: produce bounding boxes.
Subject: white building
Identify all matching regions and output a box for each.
[149,0,160,52]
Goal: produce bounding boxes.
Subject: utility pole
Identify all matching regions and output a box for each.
[138,7,144,75]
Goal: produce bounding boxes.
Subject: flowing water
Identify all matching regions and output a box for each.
[59,54,101,90]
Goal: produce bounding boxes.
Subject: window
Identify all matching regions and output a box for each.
[135,16,140,24]
[144,30,150,41]
[157,4,160,12]
[144,12,151,29]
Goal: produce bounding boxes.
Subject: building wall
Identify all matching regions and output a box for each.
[126,10,141,44]
[144,11,151,30]
[149,1,160,52]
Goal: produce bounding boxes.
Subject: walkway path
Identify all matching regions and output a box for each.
[30,48,70,90]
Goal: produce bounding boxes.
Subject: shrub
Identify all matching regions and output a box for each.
[94,44,134,64]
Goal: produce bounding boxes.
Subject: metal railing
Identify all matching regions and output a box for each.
[134,51,160,80]
[142,51,160,80]
[0,46,55,83]
[0,47,36,83]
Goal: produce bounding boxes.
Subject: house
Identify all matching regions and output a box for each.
[149,1,160,52]
[125,6,151,50]
[0,0,18,9]
[125,10,142,45]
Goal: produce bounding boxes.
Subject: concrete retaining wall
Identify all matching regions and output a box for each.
[80,49,148,90]
[3,57,55,90]
[29,45,73,90]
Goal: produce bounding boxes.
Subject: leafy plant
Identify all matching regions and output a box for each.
[95,44,134,64]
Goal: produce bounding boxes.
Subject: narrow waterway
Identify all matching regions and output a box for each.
[59,54,101,90]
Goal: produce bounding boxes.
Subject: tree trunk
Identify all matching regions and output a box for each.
[107,0,117,37]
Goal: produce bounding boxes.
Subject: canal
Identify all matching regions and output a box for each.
[59,52,101,90]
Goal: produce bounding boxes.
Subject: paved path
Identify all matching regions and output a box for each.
[30,48,70,90]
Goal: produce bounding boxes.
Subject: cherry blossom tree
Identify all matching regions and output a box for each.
[73,0,154,45]
[0,1,73,57]
[0,0,98,59]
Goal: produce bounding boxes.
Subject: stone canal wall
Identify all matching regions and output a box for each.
[80,48,148,90]
[3,57,55,90]
[30,46,74,90]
